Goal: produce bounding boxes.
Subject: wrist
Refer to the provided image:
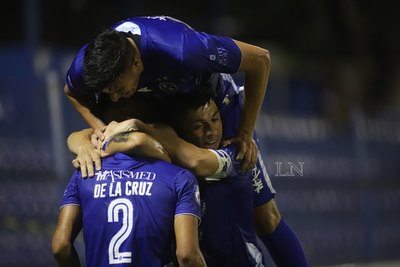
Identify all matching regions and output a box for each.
[238,130,253,137]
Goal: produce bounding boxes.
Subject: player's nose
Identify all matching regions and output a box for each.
[110,93,121,102]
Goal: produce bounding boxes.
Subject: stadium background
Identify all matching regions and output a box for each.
[1,1,399,266]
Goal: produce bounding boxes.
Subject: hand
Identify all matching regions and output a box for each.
[222,133,258,172]
[91,127,106,149]
[71,144,109,178]
[102,119,139,141]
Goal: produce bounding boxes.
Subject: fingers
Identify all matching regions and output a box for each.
[239,139,258,172]
[72,158,80,169]
[238,142,249,172]
[72,149,102,178]
[91,134,99,149]
[221,139,233,147]
[246,140,258,171]
[93,153,102,172]
[100,150,110,158]
[224,134,259,172]
[91,128,104,149]
[82,154,95,178]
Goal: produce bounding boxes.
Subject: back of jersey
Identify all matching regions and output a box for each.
[199,173,264,267]
[63,153,200,267]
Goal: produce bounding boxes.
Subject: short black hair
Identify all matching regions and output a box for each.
[163,83,217,132]
[83,29,135,92]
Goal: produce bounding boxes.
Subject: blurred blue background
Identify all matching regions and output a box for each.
[1,1,400,266]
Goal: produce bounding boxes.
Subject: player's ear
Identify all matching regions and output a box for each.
[132,52,143,72]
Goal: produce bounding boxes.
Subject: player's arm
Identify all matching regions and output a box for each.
[64,84,106,130]
[103,131,172,163]
[67,128,104,178]
[67,126,172,176]
[229,40,270,170]
[174,215,206,267]
[112,119,231,178]
[145,124,231,178]
[52,205,82,267]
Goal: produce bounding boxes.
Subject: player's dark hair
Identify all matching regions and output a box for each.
[163,83,217,132]
[83,29,135,92]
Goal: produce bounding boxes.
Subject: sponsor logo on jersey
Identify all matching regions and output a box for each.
[95,170,156,182]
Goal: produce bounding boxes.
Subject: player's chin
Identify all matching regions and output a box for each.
[203,142,219,150]
[123,92,134,99]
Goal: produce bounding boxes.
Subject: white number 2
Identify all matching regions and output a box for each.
[107,198,133,264]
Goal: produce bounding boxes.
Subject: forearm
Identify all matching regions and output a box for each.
[52,206,82,267]
[175,215,206,267]
[177,251,207,267]
[54,245,81,267]
[235,41,271,135]
[240,70,268,135]
[64,84,105,129]
[67,128,94,155]
[138,123,220,177]
[105,132,172,162]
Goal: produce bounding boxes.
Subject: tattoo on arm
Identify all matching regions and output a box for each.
[110,132,130,144]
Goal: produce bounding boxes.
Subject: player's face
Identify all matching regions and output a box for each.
[104,38,142,102]
[104,68,141,103]
[179,100,222,150]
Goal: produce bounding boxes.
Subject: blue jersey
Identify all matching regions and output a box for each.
[199,172,265,267]
[61,153,201,267]
[215,87,276,206]
[66,15,241,97]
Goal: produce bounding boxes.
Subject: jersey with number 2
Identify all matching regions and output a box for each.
[61,153,201,267]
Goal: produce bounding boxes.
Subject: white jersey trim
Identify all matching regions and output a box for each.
[115,22,141,36]
[220,73,241,93]
[206,149,233,180]
[60,203,81,210]
[174,213,202,225]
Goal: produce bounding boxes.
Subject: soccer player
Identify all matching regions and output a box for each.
[64,15,270,170]
[166,90,309,267]
[75,88,308,266]
[88,127,264,266]
[52,131,206,267]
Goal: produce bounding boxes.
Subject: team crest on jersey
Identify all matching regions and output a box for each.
[157,76,178,93]
[159,81,177,93]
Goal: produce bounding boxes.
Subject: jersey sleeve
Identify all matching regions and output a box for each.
[182,30,242,74]
[65,44,93,95]
[60,171,81,208]
[174,170,201,221]
[205,145,242,181]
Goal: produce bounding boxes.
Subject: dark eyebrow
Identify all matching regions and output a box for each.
[212,111,220,117]
[104,82,123,93]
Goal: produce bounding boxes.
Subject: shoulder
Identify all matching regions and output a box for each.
[112,16,193,32]
[66,44,90,94]
[159,161,196,179]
